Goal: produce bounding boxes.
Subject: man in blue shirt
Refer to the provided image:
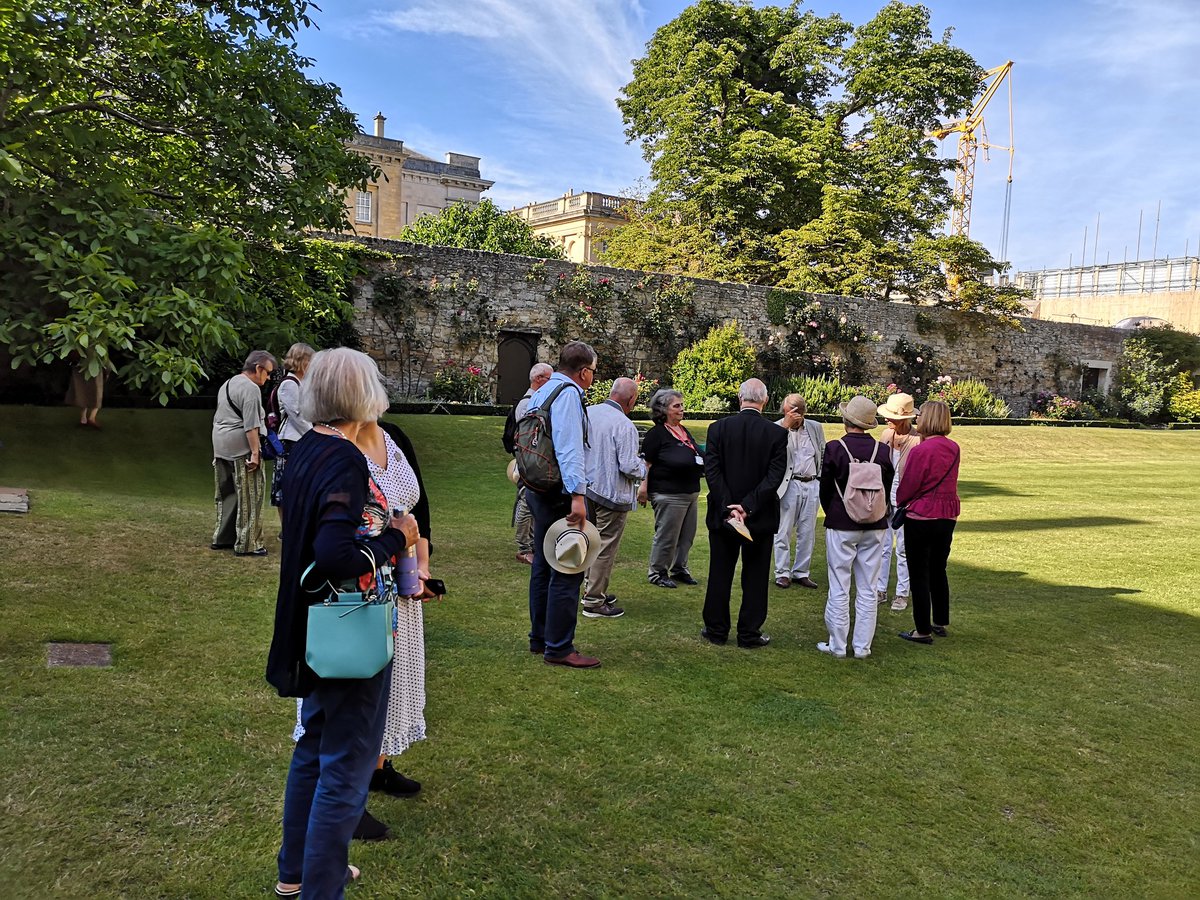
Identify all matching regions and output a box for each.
[525,341,601,668]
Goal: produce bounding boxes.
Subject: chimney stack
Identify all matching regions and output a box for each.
[373,112,386,138]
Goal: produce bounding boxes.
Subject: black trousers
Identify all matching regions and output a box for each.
[702,527,772,642]
[903,518,956,634]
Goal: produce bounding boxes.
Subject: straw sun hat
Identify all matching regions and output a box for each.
[877,392,917,421]
[839,395,880,430]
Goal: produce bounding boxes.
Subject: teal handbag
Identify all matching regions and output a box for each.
[303,551,395,680]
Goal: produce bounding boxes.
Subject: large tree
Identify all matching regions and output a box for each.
[0,1,376,400]
[608,0,1023,319]
[399,199,565,259]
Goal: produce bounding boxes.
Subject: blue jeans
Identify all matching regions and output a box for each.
[526,489,584,659]
[277,665,391,899]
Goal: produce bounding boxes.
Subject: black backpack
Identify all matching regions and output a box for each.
[513,382,588,493]
[501,403,520,454]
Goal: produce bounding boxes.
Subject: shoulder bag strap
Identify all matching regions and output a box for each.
[223,379,243,419]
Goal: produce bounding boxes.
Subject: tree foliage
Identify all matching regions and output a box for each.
[399,200,565,259]
[0,1,376,401]
[606,0,1022,319]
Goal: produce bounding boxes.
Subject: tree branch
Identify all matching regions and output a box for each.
[31,101,198,137]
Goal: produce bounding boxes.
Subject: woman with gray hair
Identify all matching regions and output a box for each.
[638,388,705,588]
[266,348,420,899]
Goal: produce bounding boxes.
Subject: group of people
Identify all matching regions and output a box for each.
[511,340,961,666]
[212,336,958,898]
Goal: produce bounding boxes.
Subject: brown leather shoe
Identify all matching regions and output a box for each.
[515,551,534,565]
[775,576,791,588]
[544,651,601,669]
[795,577,820,589]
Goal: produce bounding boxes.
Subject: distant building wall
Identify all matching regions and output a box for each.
[1018,258,1200,333]
[332,237,1127,415]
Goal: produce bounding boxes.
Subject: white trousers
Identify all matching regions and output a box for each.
[875,481,909,597]
[824,528,886,657]
[773,479,819,579]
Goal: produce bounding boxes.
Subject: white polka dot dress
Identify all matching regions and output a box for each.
[368,431,426,756]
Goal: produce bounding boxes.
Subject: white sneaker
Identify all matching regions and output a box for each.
[816,641,847,659]
[854,649,872,659]
[890,596,909,611]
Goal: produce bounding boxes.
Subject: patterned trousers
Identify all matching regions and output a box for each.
[213,456,265,554]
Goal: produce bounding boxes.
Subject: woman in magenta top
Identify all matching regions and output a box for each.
[895,401,961,645]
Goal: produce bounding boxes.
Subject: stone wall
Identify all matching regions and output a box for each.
[334,236,1127,415]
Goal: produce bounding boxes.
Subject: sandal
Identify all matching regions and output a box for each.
[899,630,934,645]
[275,865,361,897]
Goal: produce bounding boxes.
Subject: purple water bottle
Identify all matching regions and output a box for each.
[393,506,420,597]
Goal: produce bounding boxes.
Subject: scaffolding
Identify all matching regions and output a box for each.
[1016,257,1200,299]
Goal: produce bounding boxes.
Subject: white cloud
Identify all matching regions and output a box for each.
[1036,0,1200,90]
[366,0,646,114]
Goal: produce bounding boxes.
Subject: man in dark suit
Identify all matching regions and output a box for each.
[700,378,789,648]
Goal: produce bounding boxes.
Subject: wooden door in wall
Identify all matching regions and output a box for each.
[496,331,540,404]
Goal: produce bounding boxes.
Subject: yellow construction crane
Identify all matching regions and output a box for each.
[930,60,1015,261]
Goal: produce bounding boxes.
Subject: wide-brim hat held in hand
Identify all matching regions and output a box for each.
[506,458,520,485]
[839,395,880,430]
[877,392,916,421]
[543,518,603,574]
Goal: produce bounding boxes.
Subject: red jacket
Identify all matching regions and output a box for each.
[896,435,960,520]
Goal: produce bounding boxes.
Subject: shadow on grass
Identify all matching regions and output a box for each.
[957,515,1149,532]
[957,479,1031,500]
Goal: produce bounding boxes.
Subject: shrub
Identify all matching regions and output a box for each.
[587,378,614,406]
[671,322,756,410]
[1030,393,1083,420]
[1117,336,1175,422]
[1168,373,1200,422]
[925,377,1011,418]
[428,360,488,403]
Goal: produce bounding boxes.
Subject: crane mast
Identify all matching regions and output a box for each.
[931,61,1014,245]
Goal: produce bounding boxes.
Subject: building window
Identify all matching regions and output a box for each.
[355,191,372,224]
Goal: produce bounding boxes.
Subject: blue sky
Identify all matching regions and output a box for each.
[294,0,1200,273]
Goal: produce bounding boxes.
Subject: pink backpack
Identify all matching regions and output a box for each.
[835,438,886,524]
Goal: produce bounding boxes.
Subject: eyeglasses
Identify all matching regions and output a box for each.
[581,366,596,375]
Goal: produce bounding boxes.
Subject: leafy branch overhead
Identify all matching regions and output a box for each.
[0,1,377,401]
[605,0,1025,320]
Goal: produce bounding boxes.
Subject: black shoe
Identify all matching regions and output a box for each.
[209,543,233,551]
[737,634,771,649]
[671,570,699,585]
[370,760,421,797]
[234,548,268,557]
[352,808,391,841]
[699,627,727,645]
[649,574,678,589]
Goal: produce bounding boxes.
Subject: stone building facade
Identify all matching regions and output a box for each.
[341,113,493,240]
[510,191,630,264]
[332,236,1127,415]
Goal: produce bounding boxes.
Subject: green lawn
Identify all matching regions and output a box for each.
[0,406,1197,898]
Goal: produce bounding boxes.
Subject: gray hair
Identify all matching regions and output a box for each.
[738,378,768,405]
[300,348,390,425]
[242,349,277,373]
[781,393,806,415]
[528,362,553,383]
[649,388,683,424]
